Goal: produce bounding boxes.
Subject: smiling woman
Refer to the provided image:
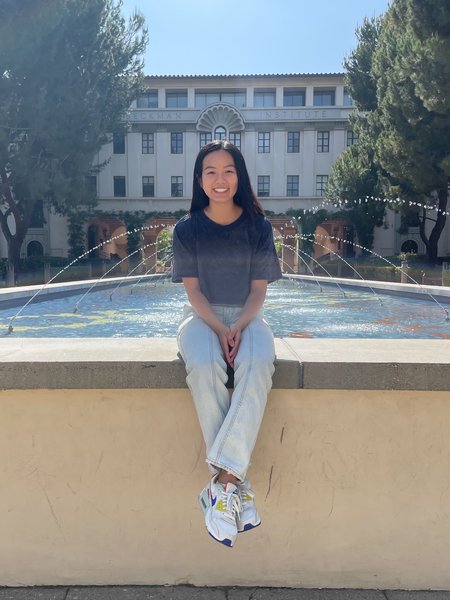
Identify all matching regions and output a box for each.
[172,140,282,547]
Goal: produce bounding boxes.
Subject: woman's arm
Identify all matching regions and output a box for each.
[228,279,268,364]
[182,277,234,366]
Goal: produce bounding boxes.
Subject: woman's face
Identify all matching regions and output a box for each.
[199,150,238,207]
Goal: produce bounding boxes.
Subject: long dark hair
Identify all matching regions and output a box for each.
[190,140,264,216]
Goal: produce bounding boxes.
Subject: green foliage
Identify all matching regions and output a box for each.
[286,209,329,254]
[0,0,148,274]
[344,16,383,112]
[341,0,450,263]
[67,210,90,260]
[373,1,450,197]
[156,229,173,261]
[443,268,450,287]
[326,141,386,253]
[116,211,147,261]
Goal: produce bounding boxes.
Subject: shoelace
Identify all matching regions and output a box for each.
[239,487,254,507]
[217,487,242,522]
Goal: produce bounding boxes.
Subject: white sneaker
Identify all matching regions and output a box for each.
[237,479,261,532]
[198,475,241,547]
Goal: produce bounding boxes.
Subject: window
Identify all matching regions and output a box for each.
[30,199,44,228]
[166,90,187,108]
[85,175,97,198]
[343,89,353,107]
[214,126,226,140]
[27,240,44,257]
[200,132,212,148]
[171,132,183,154]
[283,89,305,107]
[114,176,126,197]
[113,133,125,154]
[221,91,246,107]
[258,132,270,153]
[142,132,154,154]
[317,131,330,153]
[171,176,183,197]
[137,91,158,108]
[346,130,358,146]
[257,176,270,197]
[142,176,155,198]
[195,92,220,108]
[316,175,329,196]
[287,131,300,153]
[313,89,336,106]
[195,91,246,108]
[229,132,241,150]
[254,90,276,107]
[287,175,299,197]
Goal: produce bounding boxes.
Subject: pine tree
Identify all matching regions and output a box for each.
[340,2,450,263]
[372,0,449,262]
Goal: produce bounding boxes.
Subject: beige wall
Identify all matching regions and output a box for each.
[1,387,450,589]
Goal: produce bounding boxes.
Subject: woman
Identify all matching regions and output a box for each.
[172,140,282,547]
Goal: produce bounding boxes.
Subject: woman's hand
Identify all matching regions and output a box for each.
[227,323,242,367]
[217,325,234,367]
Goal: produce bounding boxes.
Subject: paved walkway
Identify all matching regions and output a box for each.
[1,588,450,600]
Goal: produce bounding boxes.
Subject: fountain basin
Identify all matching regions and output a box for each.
[1,276,450,339]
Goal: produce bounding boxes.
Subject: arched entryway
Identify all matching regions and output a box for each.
[27,240,44,257]
[401,240,418,254]
[87,217,128,261]
[313,218,354,260]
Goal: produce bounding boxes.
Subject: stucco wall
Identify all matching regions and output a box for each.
[2,387,450,589]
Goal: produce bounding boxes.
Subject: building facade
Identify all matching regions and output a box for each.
[5,73,449,267]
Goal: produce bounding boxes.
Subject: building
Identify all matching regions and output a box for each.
[4,73,449,270]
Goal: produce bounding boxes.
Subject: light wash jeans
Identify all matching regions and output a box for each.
[177,304,275,482]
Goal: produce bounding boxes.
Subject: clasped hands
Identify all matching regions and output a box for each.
[218,322,242,369]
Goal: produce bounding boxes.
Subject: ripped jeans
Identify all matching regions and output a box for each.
[177,304,275,482]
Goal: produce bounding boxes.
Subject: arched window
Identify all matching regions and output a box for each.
[401,240,418,254]
[27,240,44,257]
[214,126,226,140]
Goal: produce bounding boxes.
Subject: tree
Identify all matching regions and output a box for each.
[372,0,450,262]
[327,16,387,254]
[0,0,148,284]
[344,16,383,113]
[326,137,386,254]
[342,2,450,263]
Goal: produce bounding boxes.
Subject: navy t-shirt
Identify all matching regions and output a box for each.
[172,210,282,306]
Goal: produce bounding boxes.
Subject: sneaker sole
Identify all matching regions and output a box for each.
[208,531,234,547]
[238,520,261,533]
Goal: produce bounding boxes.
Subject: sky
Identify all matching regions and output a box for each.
[121,0,390,77]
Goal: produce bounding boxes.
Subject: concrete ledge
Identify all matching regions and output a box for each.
[284,339,450,391]
[0,338,448,391]
[289,274,450,304]
[0,274,167,308]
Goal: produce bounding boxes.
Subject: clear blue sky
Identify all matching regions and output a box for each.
[121,0,390,76]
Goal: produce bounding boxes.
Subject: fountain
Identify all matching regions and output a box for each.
[1,225,449,339]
